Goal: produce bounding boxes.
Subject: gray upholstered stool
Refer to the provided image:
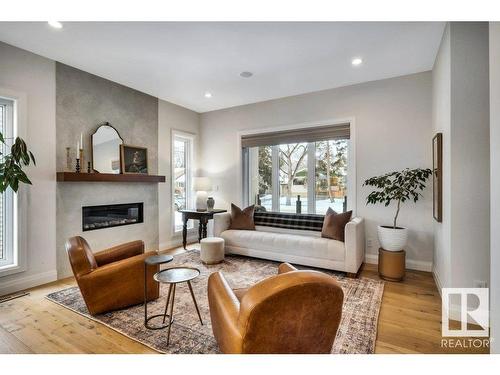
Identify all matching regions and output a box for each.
[200,237,225,264]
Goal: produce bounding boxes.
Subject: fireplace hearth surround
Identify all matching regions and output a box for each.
[82,203,144,231]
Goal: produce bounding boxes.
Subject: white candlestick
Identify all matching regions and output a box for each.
[80,133,83,149]
[77,140,79,152]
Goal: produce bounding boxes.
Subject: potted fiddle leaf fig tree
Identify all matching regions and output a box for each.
[0,132,36,193]
[363,168,431,251]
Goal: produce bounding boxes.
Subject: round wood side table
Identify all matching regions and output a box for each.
[378,248,406,281]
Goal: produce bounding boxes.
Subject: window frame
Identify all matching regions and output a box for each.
[171,129,196,236]
[239,118,356,216]
[0,88,28,277]
[0,98,15,268]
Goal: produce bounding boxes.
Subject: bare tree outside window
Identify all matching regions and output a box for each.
[315,140,348,213]
[249,138,348,214]
[279,143,308,206]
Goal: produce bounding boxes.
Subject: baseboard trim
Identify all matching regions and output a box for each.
[365,253,433,272]
[160,235,198,252]
[0,269,58,297]
[432,267,443,296]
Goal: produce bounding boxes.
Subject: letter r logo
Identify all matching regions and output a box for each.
[442,288,489,337]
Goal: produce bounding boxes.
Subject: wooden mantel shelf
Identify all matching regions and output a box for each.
[57,172,166,183]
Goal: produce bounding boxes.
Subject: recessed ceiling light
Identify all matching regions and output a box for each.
[204,92,213,98]
[351,58,363,66]
[48,21,63,29]
[240,71,253,78]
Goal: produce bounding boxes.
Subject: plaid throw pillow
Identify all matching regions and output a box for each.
[253,211,324,232]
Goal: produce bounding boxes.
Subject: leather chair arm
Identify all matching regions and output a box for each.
[207,271,243,353]
[94,240,145,266]
[278,262,297,274]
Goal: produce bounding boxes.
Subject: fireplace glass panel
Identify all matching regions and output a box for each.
[82,202,143,231]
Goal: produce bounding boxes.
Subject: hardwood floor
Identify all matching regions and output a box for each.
[0,245,489,354]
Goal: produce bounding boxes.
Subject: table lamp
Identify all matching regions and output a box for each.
[193,177,211,211]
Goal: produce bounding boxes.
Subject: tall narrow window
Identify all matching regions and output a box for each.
[314,139,348,214]
[172,132,194,233]
[249,146,273,212]
[243,123,351,215]
[0,97,16,269]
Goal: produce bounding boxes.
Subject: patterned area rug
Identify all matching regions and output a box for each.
[46,251,384,354]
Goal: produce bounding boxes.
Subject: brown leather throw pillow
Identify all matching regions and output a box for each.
[321,207,352,242]
[230,204,256,230]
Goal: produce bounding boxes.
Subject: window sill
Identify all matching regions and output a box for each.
[0,262,26,278]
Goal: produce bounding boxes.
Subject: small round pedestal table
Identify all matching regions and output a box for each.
[144,254,174,330]
[154,266,204,346]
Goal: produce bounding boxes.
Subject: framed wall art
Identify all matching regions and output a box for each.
[432,133,442,222]
[120,144,149,174]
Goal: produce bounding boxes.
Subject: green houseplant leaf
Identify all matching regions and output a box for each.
[0,132,36,194]
[363,168,432,228]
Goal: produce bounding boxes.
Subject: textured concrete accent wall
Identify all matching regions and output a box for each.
[56,63,159,278]
[56,63,158,172]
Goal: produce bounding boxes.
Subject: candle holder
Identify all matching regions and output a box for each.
[79,148,84,172]
[66,147,72,171]
[75,158,81,173]
[87,161,92,173]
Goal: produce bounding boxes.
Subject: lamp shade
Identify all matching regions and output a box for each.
[193,177,211,192]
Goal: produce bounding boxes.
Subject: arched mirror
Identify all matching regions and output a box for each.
[91,122,123,174]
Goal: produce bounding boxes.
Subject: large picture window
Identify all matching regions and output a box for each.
[172,131,194,233]
[0,97,16,270]
[243,123,351,215]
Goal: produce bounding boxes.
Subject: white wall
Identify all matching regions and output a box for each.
[158,99,200,250]
[432,23,490,294]
[0,42,57,295]
[489,21,500,354]
[432,24,452,289]
[449,23,490,289]
[200,72,434,269]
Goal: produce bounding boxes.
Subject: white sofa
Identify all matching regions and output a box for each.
[213,212,365,274]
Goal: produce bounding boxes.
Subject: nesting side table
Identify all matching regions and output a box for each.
[144,254,174,330]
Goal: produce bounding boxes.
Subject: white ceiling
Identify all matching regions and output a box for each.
[0,22,445,113]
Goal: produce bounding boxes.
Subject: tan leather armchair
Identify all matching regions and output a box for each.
[208,263,344,354]
[65,236,160,315]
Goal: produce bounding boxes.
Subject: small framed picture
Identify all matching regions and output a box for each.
[120,144,148,174]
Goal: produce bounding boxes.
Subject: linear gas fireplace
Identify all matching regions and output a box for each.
[82,202,143,231]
